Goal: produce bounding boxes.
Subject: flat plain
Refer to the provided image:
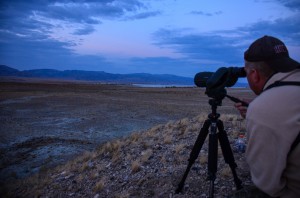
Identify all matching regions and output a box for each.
[0,79,255,197]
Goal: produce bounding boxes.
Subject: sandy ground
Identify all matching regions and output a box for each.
[0,80,255,183]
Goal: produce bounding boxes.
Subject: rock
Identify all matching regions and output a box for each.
[93,194,100,198]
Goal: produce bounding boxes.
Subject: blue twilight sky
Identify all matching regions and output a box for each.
[0,0,299,78]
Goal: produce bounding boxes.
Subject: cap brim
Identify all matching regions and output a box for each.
[267,57,300,73]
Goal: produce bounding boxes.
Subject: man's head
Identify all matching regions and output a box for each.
[244,35,299,73]
[244,35,300,95]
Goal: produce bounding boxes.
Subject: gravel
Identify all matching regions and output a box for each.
[2,115,253,198]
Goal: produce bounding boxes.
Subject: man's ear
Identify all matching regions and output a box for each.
[252,69,260,83]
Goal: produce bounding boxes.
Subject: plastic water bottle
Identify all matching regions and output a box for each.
[235,134,246,153]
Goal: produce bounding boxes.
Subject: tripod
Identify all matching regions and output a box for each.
[176,98,243,198]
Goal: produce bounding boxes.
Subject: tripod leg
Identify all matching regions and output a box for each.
[217,120,243,190]
[207,120,219,198]
[175,119,210,194]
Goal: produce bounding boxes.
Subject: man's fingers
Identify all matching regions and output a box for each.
[234,102,242,108]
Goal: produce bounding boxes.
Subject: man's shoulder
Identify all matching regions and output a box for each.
[249,82,300,115]
[264,69,300,89]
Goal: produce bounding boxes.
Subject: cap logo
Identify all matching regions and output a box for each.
[274,44,287,54]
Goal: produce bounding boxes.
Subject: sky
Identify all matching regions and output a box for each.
[0,0,299,78]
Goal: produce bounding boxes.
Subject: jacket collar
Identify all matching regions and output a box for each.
[263,69,300,91]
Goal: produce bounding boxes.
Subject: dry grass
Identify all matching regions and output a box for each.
[125,153,132,161]
[163,134,172,144]
[199,155,208,165]
[80,161,90,171]
[195,114,208,122]
[178,118,190,127]
[142,139,154,150]
[90,171,99,180]
[111,152,121,164]
[165,120,175,128]
[141,149,153,163]
[95,140,124,165]
[75,151,93,164]
[131,160,141,173]
[174,144,185,155]
[93,178,105,192]
[4,112,250,197]
[220,167,232,178]
[220,114,238,121]
[129,132,141,143]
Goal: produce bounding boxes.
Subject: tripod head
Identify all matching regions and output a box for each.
[208,98,222,118]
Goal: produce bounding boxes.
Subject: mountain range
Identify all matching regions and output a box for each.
[0,65,195,85]
[0,65,248,87]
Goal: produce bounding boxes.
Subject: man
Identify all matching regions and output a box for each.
[234,35,300,198]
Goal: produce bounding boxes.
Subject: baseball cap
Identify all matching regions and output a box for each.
[244,35,300,72]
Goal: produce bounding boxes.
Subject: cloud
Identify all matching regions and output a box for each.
[0,0,299,77]
[0,28,113,71]
[73,25,96,35]
[0,31,71,67]
[190,10,223,16]
[0,0,154,70]
[125,11,162,20]
[152,10,300,67]
[153,29,244,65]
[0,0,150,37]
[276,0,300,11]
[238,14,300,44]
[44,3,101,25]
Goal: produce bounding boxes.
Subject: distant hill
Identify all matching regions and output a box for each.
[0,65,194,85]
[0,65,20,76]
[0,65,248,87]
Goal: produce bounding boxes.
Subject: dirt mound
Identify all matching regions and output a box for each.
[2,114,252,198]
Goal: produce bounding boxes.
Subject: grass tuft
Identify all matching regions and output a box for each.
[129,132,141,142]
[93,179,105,192]
[199,155,208,165]
[163,134,172,144]
[221,167,232,178]
[174,144,185,155]
[141,149,153,163]
[131,160,141,173]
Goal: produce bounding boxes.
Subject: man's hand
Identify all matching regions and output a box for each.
[234,100,250,119]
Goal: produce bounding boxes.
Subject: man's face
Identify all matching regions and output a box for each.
[244,63,262,95]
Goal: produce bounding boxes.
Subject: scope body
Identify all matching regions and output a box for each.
[194,67,246,100]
